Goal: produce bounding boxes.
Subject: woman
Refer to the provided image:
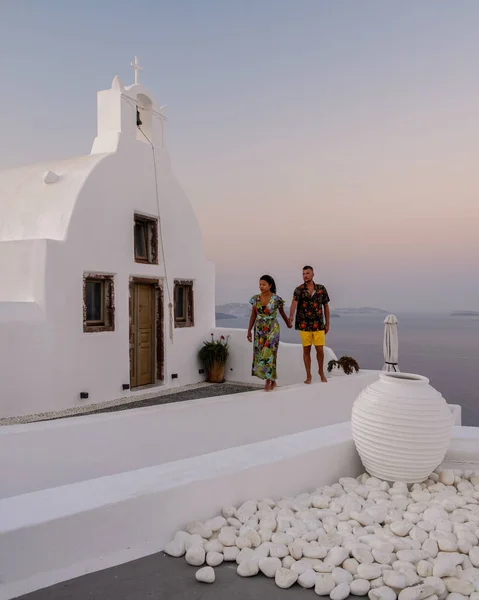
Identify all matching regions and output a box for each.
[247,275,291,391]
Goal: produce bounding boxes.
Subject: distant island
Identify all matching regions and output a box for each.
[216,303,251,318]
[334,307,389,316]
[216,302,340,318]
[451,310,479,317]
[215,312,237,320]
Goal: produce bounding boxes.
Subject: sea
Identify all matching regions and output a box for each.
[216,314,479,427]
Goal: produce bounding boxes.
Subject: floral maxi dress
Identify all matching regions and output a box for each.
[249,294,284,381]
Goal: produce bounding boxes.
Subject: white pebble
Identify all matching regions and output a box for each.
[344,558,360,575]
[195,566,215,583]
[185,534,205,550]
[298,569,317,588]
[423,577,446,597]
[237,560,259,577]
[391,521,414,537]
[322,547,347,567]
[352,579,372,595]
[222,506,236,518]
[282,555,295,569]
[417,560,433,578]
[443,577,475,595]
[371,577,385,590]
[358,563,383,580]
[331,582,351,600]
[433,554,464,578]
[218,528,237,547]
[270,543,289,558]
[275,567,298,589]
[398,583,436,600]
[185,547,205,566]
[439,470,456,486]
[291,560,311,575]
[259,556,281,577]
[206,551,223,567]
[303,544,328,559]
[369,586,397,600]
[333,567,354,584]
[470,547,479,568]
[207,516,227,531]
[164,539,185,557]
[315,573,336,595]
[204,539,224,553]
[223,546,239,561]
[383,570,409,589]
[186,521,213,538]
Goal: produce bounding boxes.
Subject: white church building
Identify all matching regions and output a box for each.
[0,59,215,419]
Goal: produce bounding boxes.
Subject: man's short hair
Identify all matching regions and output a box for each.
[303,265,314,271]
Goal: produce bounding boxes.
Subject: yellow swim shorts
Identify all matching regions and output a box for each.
[299,331,325,347]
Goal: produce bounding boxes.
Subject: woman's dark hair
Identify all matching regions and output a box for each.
[260,275,277,294]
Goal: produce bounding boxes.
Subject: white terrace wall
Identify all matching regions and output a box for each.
[215,326,337,386]
[1,372,381,499]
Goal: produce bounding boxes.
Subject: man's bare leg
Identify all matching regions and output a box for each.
[316,346,327,382]
[303,345,312,383]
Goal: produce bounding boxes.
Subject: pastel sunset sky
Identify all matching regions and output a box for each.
[1,0,478,311]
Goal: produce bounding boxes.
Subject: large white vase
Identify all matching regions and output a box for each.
[351,372,454,483]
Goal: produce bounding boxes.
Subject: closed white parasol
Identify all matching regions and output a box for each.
[382,314,399,372]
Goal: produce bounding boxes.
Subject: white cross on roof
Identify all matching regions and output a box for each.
[130,56,143,84]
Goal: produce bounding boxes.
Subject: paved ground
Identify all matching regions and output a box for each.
[52,382,261,420]
[17,552,326,600]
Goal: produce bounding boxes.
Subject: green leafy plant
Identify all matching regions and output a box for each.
[198,333,230,369]
[327,356,360,375]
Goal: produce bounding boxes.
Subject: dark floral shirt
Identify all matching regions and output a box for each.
[293,283,330,331]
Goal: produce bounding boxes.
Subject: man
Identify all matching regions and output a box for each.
[289,266,330,384]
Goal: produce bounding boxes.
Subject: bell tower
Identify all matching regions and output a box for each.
[91,57,166,154]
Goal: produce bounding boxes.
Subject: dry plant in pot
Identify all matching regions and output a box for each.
[198,333,230,383]
[327,356,360,375]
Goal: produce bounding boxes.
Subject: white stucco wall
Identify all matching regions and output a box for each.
[0,79,216,418]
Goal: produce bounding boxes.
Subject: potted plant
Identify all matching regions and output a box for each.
[327,356,360,376]
[198,333,230,383]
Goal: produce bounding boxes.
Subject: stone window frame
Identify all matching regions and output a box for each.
[134,213,159,265]
[174,279,194,329]
[83,273,115,333]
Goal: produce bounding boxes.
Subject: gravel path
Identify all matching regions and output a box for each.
[52,382,261,420]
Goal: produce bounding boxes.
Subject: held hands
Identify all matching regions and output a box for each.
[287,317,293,329]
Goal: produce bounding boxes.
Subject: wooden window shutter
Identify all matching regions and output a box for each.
[187,285,194,326]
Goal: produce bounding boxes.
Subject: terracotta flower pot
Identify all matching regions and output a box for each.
[351,372,454,483]
[207,361,225,383]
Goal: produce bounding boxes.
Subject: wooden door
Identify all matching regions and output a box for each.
[130,283,156,388]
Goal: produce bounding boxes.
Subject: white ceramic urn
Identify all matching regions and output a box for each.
[351,372,454,483]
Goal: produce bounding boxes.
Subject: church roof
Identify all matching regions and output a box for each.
[0,153,107,242]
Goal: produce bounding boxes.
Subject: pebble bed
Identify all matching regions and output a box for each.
[165,469,479,600]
